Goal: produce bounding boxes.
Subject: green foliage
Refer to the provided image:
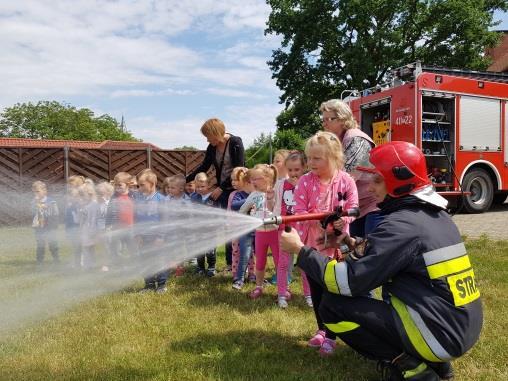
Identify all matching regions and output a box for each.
[245,129,307,167]
[174,145,199,151]
[0,101,138,141]
[266,0,507,132]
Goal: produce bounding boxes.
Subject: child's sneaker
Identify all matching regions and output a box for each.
[284,290,292,300]
[206,268,216,277]
[277,296,288,308]
[308,329,326,347]
[247,274,256,283]
[319,338,336,357]
[305,295,313,308]
[232,280,244,290]
[249,286,263,299]
[155,285,167,294]
[195,267,205,275]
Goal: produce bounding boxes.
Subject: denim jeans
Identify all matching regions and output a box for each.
[235,232,254,281]
[34,229,59,263]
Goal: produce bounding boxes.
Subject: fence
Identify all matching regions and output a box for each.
[0,147,206,226]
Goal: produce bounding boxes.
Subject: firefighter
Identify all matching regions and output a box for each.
[281,141,483,381]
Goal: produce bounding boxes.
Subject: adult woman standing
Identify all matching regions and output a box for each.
[319,99,381,237]
[186,118,245,209]
[186,118,245,271]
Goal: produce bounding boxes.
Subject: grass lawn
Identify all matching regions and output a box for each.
[0,229,507,381]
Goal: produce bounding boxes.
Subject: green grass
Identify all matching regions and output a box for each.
[0,229,507,381]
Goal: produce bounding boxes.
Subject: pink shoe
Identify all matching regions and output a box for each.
[249,287,263,299]
[308,329,325,348]
[319,338,336,357]
[284,290,292,300]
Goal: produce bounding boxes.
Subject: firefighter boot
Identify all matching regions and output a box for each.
[427,362,454,380]
[391,353,440,381]
[377,354,440,381]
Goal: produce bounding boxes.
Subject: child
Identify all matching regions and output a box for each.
[274,151,312,308]
[185,180,196,197]
[135,169,168,293]
[31,181,59,265]
[229,167,256,289]
[95,181,114,271]
[65,175,85,267]
[78,183,100,269]
[190,172,217,277]
[240,164,278,299]
[294,131,359,356]
[271,149,290,285]
[162,174,191,276]
[106,172,136,264]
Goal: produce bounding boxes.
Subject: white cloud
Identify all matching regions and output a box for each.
[110,88,193,98]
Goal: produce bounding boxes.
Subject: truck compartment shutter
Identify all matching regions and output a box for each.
[459,96,501,151]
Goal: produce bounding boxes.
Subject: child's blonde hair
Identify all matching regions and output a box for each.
[113,172,132,185]
[32,180,47,192]
[96,181,114,198]
[137,169,157,185]
[194,172,209,183]
[231,167,248,186]
[305,131,345,170]
[162,174,186,194]
[252,164,278,186]
[274,149,290,161]
[67,175,85,188]
[78,183,96,201]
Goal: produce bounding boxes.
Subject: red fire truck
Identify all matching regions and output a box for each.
[346,62,508,213]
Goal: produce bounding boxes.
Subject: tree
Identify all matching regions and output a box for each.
[266,0,507,133]
[173,145,199,151]
[0,101,138,141]
[245,129,306,167]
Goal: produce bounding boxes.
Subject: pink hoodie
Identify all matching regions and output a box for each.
[294,170,358,257]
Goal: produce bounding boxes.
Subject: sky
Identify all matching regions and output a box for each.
[0,2,507,150]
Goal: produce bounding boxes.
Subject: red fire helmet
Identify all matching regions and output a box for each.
[357,141,430,197]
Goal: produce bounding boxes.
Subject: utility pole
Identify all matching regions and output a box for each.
[269,132,273,164]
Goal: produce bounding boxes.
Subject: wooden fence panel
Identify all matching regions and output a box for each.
[151,151,187,184]
[68,149,110,181]
[110,150,148,179]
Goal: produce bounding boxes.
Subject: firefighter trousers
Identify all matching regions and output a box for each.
[318,291,405,361]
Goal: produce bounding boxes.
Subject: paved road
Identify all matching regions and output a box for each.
[452,201,508,240]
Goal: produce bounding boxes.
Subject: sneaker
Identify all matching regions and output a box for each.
[195,267,205,275]
[249,286,263,299]
[232,280,244,290]
[277,296,288,308]
[155,286,167,294]
[247,274,256,283]
[308,329,326,348]
[206,268,216,277]
[284,290,292,300]
[305,295,313,308]
[139,286,155,294]
[319,338,336,357]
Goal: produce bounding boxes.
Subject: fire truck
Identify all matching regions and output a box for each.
[346,62,508,213]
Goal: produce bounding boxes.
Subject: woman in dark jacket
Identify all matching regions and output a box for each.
[186,118,245,209]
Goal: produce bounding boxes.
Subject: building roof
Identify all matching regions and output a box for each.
[0,138,161,150]
[487,32,508,72]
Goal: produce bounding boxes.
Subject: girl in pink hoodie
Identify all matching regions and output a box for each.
[294,131,358,356]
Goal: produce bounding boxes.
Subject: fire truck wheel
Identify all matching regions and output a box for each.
[462,168,494,213]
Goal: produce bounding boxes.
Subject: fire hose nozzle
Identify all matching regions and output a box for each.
[261,216,283,226]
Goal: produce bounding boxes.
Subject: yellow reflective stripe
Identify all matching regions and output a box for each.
[324,321,360,334]
[403,362,428,379]
[391,297,442,362]
[324,259,340,294]
[427,255,471,279]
